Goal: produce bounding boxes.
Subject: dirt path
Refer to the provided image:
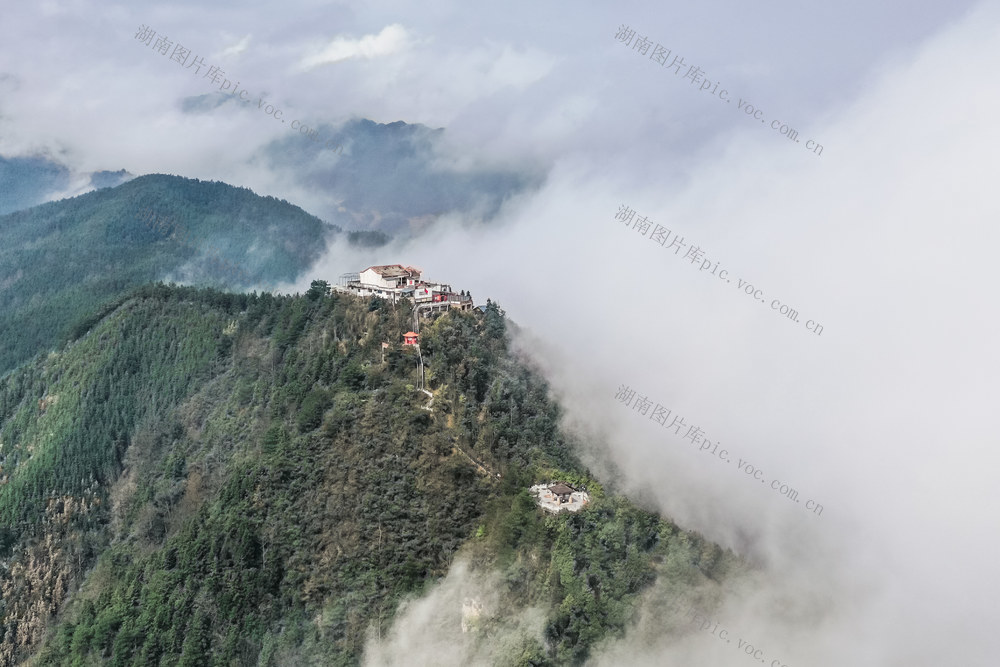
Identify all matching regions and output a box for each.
[452,440,500,479]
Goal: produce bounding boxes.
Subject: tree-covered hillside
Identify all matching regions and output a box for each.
[0,174,384,376]
[0,285,740,666]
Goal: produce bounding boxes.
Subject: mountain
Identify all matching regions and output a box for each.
[88,170,133,191]
[0,173,376,376]
[0,284,740,665]
[262,118,541,235]
[0,155,134,216]
[2,117,537,235]
[0,155,71,216]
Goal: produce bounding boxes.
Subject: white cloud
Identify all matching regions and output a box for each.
[299,24,411,70]
[219,33,252,58]
[361,559,547,667]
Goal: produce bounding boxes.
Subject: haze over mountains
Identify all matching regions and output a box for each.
[0,118,536,235]
[0,155,133,216]
[0,114,537,376]
[261,118,540,235]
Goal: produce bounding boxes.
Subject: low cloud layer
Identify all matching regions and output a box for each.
[362,559,547,667]
[1,0,977,218]
[304,3,1000,664]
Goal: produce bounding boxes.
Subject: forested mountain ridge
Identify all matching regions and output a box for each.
[0,284,740,666]
[0,173,387,376]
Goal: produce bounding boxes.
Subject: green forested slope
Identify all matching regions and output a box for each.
[0,285,739,666]
[0,174,348,376]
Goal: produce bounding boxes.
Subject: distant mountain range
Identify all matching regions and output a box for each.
[260,118,541,235]
[0,154,133,216]
[1,117,539,234]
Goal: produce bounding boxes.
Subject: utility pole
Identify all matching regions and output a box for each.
[416,345,425,390]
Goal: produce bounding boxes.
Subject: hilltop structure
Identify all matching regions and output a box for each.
[338,264,474,310]
[336,264,475,333]
[530,482,591,514]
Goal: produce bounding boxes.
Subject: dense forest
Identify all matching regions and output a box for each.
[0,174,391,376]
[0,283,740,665]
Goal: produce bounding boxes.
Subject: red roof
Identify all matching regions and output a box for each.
[403,332,418,337]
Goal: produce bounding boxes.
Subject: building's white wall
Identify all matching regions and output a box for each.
[359,268,391,288]
[359,266,424,289]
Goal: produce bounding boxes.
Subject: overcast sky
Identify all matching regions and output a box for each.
[0,0,980,198]
[4,1,999,665]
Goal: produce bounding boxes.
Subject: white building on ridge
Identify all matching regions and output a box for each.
[338,264,474,312]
